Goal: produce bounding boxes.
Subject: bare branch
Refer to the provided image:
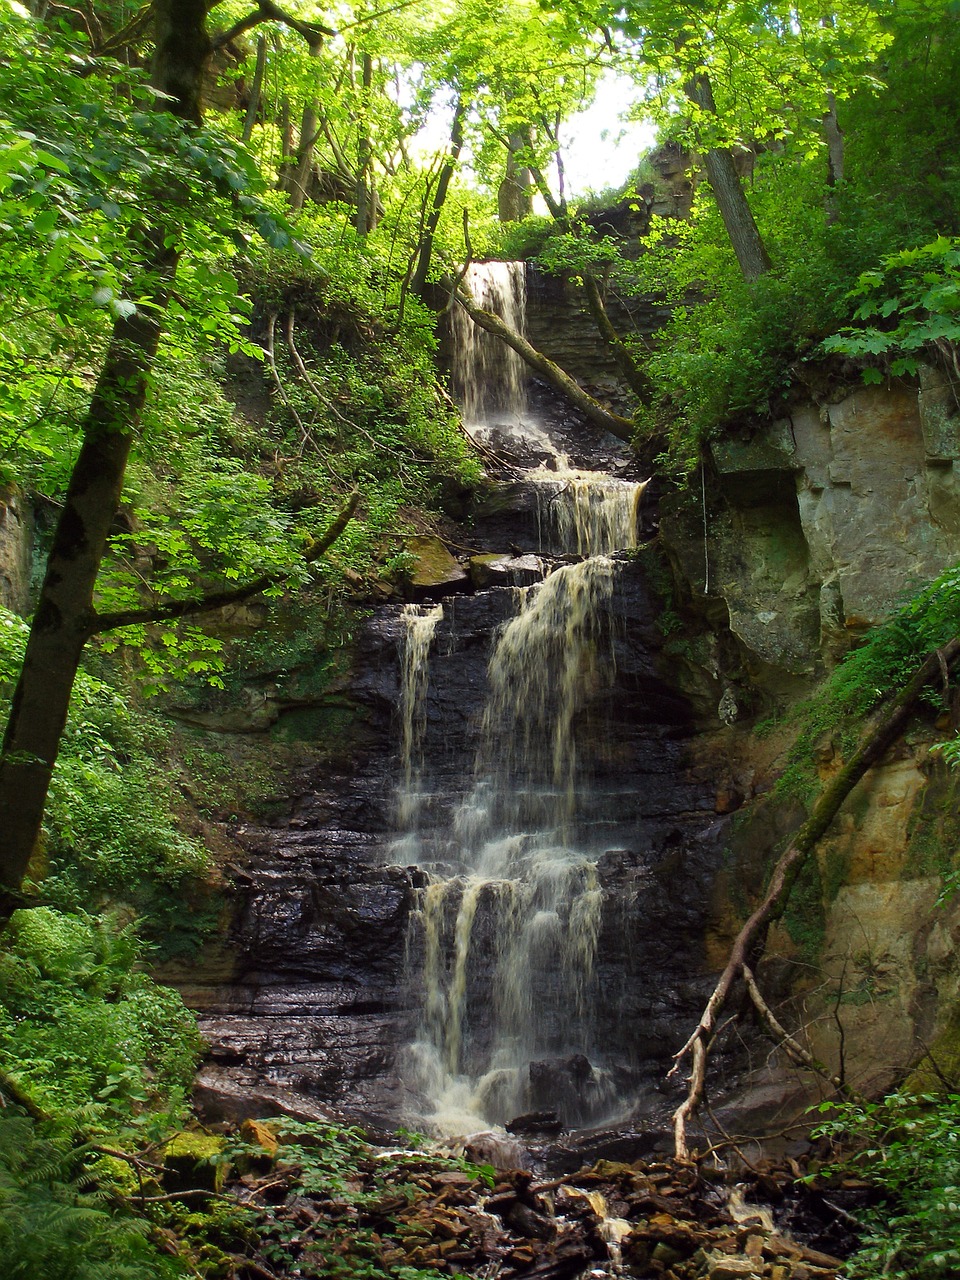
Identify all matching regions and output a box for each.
[209,0,334,52]
[85,492,360,636]
[670,637,960,1159]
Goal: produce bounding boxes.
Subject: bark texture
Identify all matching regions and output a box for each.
[686,73,772,282]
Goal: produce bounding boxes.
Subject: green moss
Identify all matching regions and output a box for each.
[164,1131,229,1192]
[906,1006,960,1093]
[781,855,826,961]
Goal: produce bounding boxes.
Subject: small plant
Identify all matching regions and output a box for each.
[812,1091,960,1278]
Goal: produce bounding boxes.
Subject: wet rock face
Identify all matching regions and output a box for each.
[192,548,733,1130]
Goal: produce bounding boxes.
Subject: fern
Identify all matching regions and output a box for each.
[0,1113,184,1279]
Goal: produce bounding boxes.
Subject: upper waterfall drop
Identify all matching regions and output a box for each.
[449,262,529,428]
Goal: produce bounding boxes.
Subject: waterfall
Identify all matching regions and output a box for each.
[532,458,643,558]
[448,262,528,427]
[398,262,644,1133]
[396,601,444,835]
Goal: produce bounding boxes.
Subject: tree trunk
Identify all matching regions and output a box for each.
[355,50,376,235]
[277,93,293,190]
[669,637,960,1159]
[0,0,209,912]
[686,72,772,283]
[580,270,653,405]
[498,127,534,223]
[824,91,844,187]
[410,99,464,301]
[242,34,267,143]
[453,285,634,442]
[289,40,323,212]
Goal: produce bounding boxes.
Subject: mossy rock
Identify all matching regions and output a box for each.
[406,535,467,591]
[906,1007,960,1094]
[163,1129,229,1192]
[236,1118,280,1173]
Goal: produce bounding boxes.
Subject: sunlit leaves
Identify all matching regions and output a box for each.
[822,236,960,377]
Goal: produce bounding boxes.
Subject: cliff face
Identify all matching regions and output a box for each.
[655,366,960,1134]
[176,355,960,1142]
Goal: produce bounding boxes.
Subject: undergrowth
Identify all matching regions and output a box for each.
[813,1091,960,1279]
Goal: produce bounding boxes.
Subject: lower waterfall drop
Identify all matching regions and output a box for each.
[401,543,632,1133]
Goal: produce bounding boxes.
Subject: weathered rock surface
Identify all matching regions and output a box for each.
[654,368,960,1137]
[662,375,960,697]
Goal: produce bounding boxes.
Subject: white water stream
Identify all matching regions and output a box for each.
[396,262,644,1133]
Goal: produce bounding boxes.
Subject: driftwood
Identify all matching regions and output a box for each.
[670,637,960,1159]
[451,285,635,442]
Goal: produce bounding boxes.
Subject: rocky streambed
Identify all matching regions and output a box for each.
[165,1115,862,1280]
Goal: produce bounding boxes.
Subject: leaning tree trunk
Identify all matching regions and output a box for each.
[289,39,323,212]
[410,98,464,301]
[580,270,654,405]
[686,72,772,283]
[0,0,208,912]
[670,637,960,1159]
[453,286,634,441]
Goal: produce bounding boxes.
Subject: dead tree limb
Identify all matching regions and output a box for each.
[670,637,960,1160]
[450,284,635,442]
[742,963,852,1096]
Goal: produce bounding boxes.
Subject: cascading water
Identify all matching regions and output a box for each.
[394,602,444,844]
[396,262,645,1134]
[448,262,528,427]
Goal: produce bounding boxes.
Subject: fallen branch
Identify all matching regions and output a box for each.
[742,963,853,1096]
[670,637,960,1159]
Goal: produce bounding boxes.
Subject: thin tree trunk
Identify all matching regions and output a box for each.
[669,637,960,1159]
[823,91,844,187]
[289,40,323,212]
[453,285,634,441]
[686,72,772,282]
[410,98,464,300]
[242,34,267,143]
[276,93,293,190]
[580,270,653,404]
[355,50,375,234]
[498,127,534,223]
[0,0,209,912]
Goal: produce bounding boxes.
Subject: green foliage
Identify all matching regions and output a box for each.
[0,607,214,948]
[0,907,201,1120]
[812,1091,960,1278]
[821,236,960,381]
[626,157,854,469]
[776,562,960,801]
[0,1111,183,1280]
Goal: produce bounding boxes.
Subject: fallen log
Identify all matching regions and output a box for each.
[450,283,635,443]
